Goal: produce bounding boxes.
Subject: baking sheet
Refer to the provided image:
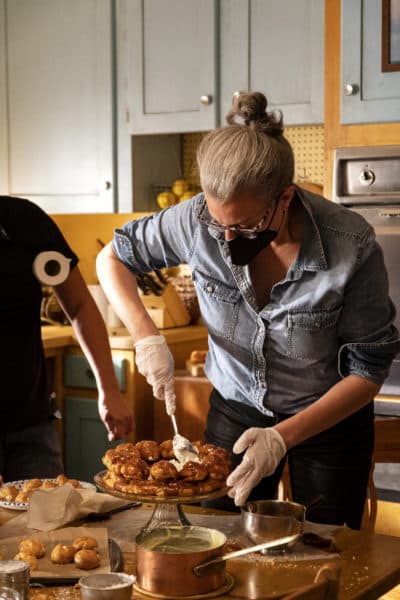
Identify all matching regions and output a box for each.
[0,526,118,584]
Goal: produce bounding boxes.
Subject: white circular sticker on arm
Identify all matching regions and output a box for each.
[33,251,71,285]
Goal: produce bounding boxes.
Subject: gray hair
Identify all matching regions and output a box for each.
[196,92,294,204]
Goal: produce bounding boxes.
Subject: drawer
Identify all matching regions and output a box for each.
[63,354,127,392]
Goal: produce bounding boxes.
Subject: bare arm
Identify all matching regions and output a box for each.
[96,242,159,342]
[275,374,379,449]
[53,266,134,441]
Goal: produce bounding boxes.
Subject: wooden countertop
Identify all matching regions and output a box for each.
[41,324,208,351]
[1,504,398,599]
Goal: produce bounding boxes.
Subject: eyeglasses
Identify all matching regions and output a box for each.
[198,201,273,239]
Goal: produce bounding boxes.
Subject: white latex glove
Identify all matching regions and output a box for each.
[134,335,176,415]
[226,427,287,506]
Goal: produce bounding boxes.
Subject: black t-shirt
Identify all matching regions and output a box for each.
[0,196,78,432]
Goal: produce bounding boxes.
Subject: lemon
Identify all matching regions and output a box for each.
[172,179,190,198]
[157,191,178,209]
[179,191,194,202]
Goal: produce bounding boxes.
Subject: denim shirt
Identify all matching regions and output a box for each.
[113,188,400,417]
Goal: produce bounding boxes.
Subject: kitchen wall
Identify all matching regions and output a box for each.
[51,212,150,284]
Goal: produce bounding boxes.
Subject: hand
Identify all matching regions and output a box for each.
[226,427,287,506]
[98,390,135,442]
[134,335,176,414]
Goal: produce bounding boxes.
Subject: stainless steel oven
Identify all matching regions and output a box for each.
[333,146,400,499]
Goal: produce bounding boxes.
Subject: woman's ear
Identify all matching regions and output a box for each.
[280,185,296,210]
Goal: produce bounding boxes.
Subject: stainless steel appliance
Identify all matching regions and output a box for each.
[333,146,400,499]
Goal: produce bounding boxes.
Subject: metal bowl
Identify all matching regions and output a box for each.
[241,500,305,553]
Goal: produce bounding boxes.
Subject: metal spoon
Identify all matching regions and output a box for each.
[193,534,300,575]
[170,414,199,464]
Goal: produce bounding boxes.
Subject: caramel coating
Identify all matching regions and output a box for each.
[72,536,99,551]
[189,350,207,364]
[50,543,76,564]
[41,480,58,490]
[179,461,208,482]
[19,538,46,558]
[135,440,160,461]
[159,439,174,459]
[149,460,179,480]
[74,548,101,570]
[14,552,38,570]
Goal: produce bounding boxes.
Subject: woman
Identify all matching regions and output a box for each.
[97,92,399,528]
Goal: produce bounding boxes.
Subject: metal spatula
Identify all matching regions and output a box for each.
[170,414,199,464]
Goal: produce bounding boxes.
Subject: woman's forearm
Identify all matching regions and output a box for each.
[275,375,380,449]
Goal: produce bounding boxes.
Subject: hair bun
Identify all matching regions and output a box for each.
[226,91,283,136]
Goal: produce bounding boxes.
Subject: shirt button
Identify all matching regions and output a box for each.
[205,284,214,294]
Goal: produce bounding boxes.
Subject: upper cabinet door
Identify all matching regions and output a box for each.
[341,0,400,125]
[0,0,114,213]
[220,0,325,126]
[126,0,218,134]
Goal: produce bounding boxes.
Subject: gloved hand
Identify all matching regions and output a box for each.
[226,427,287,506]
[134,335,176,414]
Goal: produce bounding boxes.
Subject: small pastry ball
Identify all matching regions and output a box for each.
[64,478,81,488]
[72,536,98,551]
[19,538,46,558]
[14,552,38,570]
[40,480,57,490]
[0,485,19,501]
[74,548,100,570]
[14,490,31,503]
[50,543,76,564]
[55,474,69,486]
[22,478,42,491]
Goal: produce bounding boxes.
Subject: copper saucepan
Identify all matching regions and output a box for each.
[135,525,298,597]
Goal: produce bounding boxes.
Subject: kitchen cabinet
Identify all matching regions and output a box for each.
[124,0,218,134]
[0,0,115,213]
[123,0,324,135]
[220,0,325,126]
[341,0,400,124]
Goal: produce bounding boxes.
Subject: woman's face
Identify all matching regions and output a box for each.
[205,192,279,241]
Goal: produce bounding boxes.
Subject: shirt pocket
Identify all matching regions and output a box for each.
[192,269,241,341]
[287,307,342,361]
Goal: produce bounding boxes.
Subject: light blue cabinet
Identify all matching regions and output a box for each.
[63,353,127,481]
[341,0,400,124]
[124,0,218,134]
[0,0,116,213]
[123,0,324,135]
[220,0,325,126]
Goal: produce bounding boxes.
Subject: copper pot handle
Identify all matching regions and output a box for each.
[193,533,299,576]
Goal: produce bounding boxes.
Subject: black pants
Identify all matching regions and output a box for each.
[202,389,374,530]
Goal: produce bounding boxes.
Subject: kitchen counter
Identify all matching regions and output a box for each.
[1,504,399,599]
[41,324,208,352]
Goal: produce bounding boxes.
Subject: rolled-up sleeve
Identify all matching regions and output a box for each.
[111,198,200,273]
[338,227,400,384]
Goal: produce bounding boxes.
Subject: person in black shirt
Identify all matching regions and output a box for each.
[0,196,134,482]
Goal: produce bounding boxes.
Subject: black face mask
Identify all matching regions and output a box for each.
[227,229,277,266]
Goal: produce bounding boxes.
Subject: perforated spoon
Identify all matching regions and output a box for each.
[170,414,199,464]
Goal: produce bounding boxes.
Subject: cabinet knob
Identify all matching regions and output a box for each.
[103,181,112,190]
[200,95,212,106]
[343,83,359,96]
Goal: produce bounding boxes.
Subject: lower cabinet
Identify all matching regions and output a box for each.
[64,396,121,482]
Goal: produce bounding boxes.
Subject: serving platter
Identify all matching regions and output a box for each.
[0,479,96,511]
